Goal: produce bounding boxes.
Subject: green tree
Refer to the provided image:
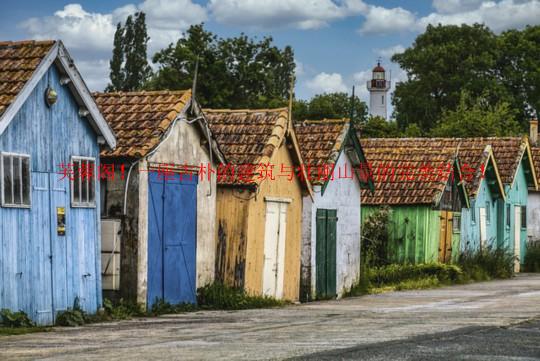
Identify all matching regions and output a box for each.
[293,92,368,125]
[148,24,295,108]
[106,12,152,92]
[357,116,400,138]
[430,91,521,137]
[392,24,507,132]
[107,23,124,92]
[498,25,540,127]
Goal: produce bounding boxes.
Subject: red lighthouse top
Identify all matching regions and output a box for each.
[372,61,385,73]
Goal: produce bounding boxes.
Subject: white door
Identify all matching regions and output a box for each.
[514,206,521,273]
[479,208,487,249]
[262,201,288,298]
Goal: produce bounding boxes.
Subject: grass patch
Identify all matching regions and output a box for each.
[56,282,286,326]
[197,282,286,310]
[458,247,514,281]
[524,242,540,272]
[345,248,515,297]
[0,327,51,336]
[394,275,441,291]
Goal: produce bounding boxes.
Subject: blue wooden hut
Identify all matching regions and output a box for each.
[0,40,116,325]
[456,143,506,252]
[487,138,538,271]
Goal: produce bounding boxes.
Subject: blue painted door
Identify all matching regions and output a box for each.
[28,173,69,323]
[148,172,197,306]
[30,172,54,324]
[49,174,69,314]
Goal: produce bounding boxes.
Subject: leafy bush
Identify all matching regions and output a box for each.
[362,207,391,267]
[524,242,540,272]
[0,309,35,328]
[55,298,86,327]
[458,247,514,280]
[197,282,285,310]
[103,298,143,320]
[149,299,197,316]
[344,261,371,297]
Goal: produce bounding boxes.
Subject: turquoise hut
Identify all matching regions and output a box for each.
[456,143,506,252]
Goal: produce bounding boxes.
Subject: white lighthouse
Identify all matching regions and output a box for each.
[366,61,391,119]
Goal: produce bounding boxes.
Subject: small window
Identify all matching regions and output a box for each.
[71,156,96,207]
[506,204,511,227]
[485,202,490,223]
[471,200,476,223]
[453,214,461,233]
[1,152,31,208]
[521,206,527,229]
[381,95,384,105]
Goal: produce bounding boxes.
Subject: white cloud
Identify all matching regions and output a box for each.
[418,0,540,33]
[352,70,371,101]
[359,6,416,34]
[76,59,110,90]
[208,0,367,29]
[294,60,305,76]
[20,4,116,56]
[357,0,540,35]
[374,44,406,59]
[18,1,207,91]
[306,72,347,94]
[432,0,484,14]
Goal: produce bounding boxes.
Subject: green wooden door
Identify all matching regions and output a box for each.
[316,209,337,298]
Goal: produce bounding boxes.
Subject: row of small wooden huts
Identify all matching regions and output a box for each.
[1,40,539,325]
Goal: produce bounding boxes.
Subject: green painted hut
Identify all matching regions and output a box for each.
[360,140,469,264]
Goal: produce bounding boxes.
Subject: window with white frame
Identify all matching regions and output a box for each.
[1,152,31,207]
[71,156,96,207]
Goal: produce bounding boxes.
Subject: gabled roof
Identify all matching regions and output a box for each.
[295,119,373,190]
[204,107,312,194]
[360,140,465,206]
[0,40,116,148]
[296,119,348,170]
[95,90,187,158]
[360,137,530,199]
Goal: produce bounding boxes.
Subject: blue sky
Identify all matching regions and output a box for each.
[1,0,539,111]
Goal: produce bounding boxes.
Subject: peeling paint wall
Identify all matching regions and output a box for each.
[302,152,362,299]
[215,139,304,301]
[101,117,217,308]
[245,142,304,301]
[215,187,250,289]
[300,195,313,302]
[146,119,217,289]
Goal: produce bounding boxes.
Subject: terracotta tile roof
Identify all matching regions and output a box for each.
[380,138,525,184]
[360,140,458,205]
[204,107,313,191]
[94,90,192,158]
[204,108,289,166]
[0,40,56,117]
[360,137,531,203]
[295,119,349,185]
[532,147,540,184]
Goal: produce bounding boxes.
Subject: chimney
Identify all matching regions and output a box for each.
[530,118,538,146]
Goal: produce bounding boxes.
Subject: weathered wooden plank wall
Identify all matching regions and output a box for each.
[0,64,101,324]
[361,205,440,264]
[245,143,304,300]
